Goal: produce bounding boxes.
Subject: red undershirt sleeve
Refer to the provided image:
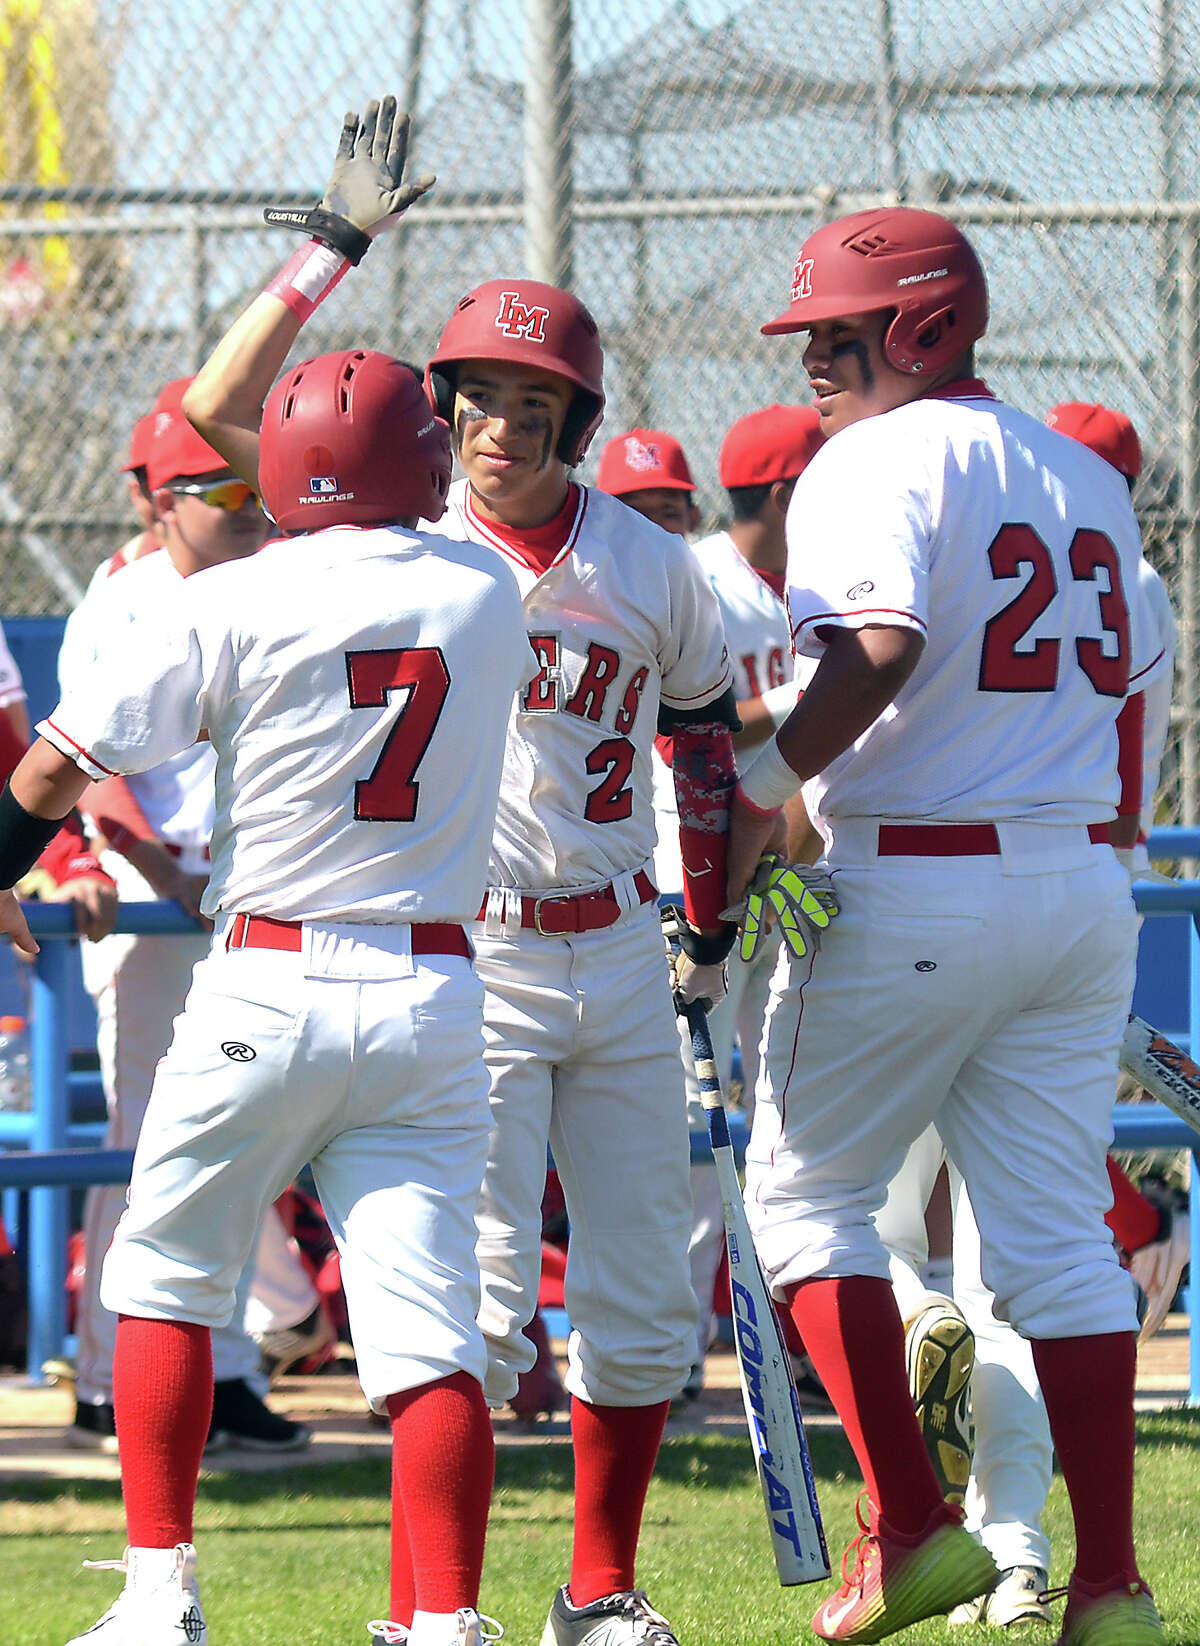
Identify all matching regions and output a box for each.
[670,722,737,930]
[1116,691,1145,820]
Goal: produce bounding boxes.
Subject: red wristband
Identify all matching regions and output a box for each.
[265,240,351,322]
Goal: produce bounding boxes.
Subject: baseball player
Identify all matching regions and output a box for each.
[593,428,702,537]
[598,409,822,1391]
[726,208,1163,1643]
[0,350,533,1646]
[60,394,312,1456]
[182,97,739,1646]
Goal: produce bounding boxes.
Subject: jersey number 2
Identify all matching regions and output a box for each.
[978,524,1130,697]
[346,647,450,822]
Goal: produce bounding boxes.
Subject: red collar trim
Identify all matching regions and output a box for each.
[465,484,586,573]
[922,377,995,403]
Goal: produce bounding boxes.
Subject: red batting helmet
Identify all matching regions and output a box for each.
[1045,402,1142,481]
[762,208,989,377]
[259,350,452,533]
[426,278,605,466]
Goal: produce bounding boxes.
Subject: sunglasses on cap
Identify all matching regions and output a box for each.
[167,479,260,512]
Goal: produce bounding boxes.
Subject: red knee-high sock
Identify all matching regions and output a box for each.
[786,1276,946,1536]
[568,1398,669,1605]
[386,1371,494,1621]
[113,1315,213,1547]
[1031,1333,1139,1588]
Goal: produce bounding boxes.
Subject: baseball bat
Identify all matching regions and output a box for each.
[677,983,829,1583]
[1120,1013,1200,1137]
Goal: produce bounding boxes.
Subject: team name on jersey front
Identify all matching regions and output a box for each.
[435,480,732,889]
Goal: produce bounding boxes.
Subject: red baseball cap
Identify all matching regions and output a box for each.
[595,429,696,495]
[718,404,823,489]
[146,396,230,492]
[1045,402,1142,481]
[121,413,156,475]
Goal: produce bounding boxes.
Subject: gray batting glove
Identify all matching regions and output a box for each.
[321,97,435,235]
[264,96,435,264]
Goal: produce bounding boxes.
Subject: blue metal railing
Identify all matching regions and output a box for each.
[4,831,1200,1395]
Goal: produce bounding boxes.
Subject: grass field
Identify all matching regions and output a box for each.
[2,1416,1200,1645]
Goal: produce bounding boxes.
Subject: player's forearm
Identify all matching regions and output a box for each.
[11,737,90,819]
[775,626,923,788]
[732,696,774,746]
[183,292,305,489]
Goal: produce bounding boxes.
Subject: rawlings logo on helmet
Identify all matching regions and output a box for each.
[623,436,661,472]
[790,256,814,303]
[495,291,551,342]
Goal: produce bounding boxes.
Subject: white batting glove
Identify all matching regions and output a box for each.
[661,904,733,1014]
[1128,1208,1190,1340]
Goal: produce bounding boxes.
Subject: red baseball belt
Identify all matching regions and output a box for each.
[877,822,1117,856]
[226,913,471,957]
[476,868,657,935]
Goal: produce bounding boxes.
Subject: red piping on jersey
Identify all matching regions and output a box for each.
[661,663,735,706]
[41,719,119,778]
[792,608,927,644]
[464,484,587,573]
[1128,646,1166,690]
[921,377,996,402]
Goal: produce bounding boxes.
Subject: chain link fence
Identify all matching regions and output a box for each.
[1,0,1198,818]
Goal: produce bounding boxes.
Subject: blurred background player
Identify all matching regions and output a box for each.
[182,95,740,1646]
[0,346,531,1646]
[594,427,702,537]
[729,207,1163,1643]
[61,393,312,1455]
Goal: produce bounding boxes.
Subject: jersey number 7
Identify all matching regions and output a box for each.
[346,647,450,822]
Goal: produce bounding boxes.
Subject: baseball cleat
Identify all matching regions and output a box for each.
[64,1542,206,1646]
[376,1611,503,1646]
[206,1376,312,1453]
[1050,1579,1163,1644]
[68,1399,119,1455]
[540,1585,680,1646]
[949,1565,1051,1628]
[812,1500,997,1643]
[905,1300,975,1505]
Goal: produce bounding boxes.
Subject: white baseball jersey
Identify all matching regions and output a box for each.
[58,550,216,850]
[432,480,732,889]
[691,531,793,708]
[784,386,1156,836]
[1134,559,1176,840]
[0,618,25,711]
[41,525,535,923]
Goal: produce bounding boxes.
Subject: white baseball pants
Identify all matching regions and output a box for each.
[472,903,696,1407]
[747,823,1140,1342]
[101,920,491,1409]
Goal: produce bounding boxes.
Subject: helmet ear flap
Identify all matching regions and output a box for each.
[558,391,604,466]
[425,364,457,427]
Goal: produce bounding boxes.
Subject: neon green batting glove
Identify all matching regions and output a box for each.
[736,854,839,962]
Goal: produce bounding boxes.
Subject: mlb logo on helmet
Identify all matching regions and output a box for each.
[791,257,814,302]
[495,290,551,342]
[310,476,338,494]
[624,436,661,473]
